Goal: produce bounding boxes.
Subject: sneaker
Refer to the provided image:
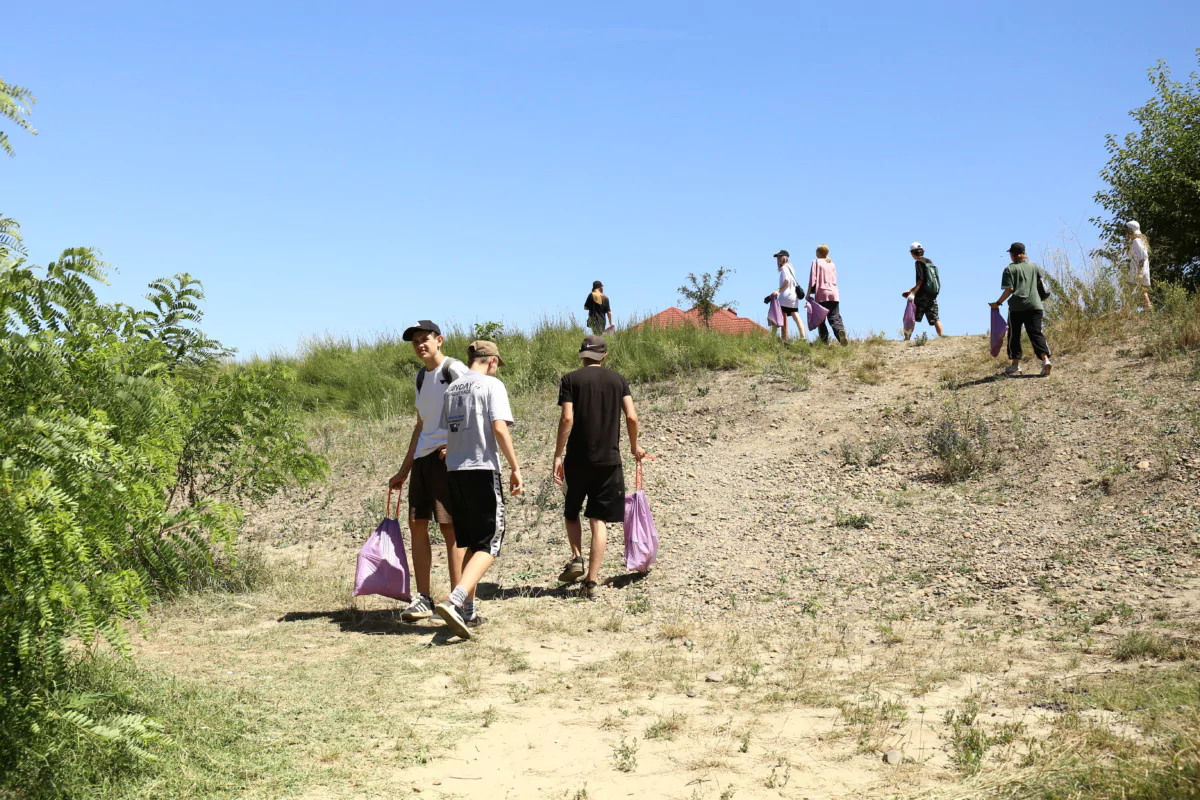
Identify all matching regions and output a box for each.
[1040,361,1052,377]
[1002,364,1021,377]
[581,580,598,601]
[434,600,472,639]
[558,557,585,584]
[400,595,434,622]
[465,613,487,629]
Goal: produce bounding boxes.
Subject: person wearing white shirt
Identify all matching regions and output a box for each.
[768,249,807,343]
[1125,220,1153,311]
[389,320,469,622]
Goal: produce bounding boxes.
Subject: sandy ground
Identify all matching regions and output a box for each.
[133,333,1200,799]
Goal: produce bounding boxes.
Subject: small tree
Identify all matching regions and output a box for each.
[0,78,36,157]
[678,267,736,328]
[1093,51,1200,287]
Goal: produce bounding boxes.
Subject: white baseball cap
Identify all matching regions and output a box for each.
[909,241,923,252]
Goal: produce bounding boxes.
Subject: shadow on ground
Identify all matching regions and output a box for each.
[278,608,461,641]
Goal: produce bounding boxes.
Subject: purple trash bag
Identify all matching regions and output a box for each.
[353,491,411,600]
[806,296,830,330]
[624,462,658,573]
[767,296,785,328]
[989,307,1009,357]
[903,299,916,333]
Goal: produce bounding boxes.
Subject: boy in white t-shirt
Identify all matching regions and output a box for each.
[389,320,469,621]
[433,340,523,639]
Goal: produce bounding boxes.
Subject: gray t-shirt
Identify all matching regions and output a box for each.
[440,371,514,472]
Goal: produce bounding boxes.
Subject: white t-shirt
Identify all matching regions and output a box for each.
[778,262,800,307]
[413,357,469,458]
[1129,238,1151,287]
[441,371,515,472]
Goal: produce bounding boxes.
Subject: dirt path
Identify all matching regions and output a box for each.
[133,334,1200,799]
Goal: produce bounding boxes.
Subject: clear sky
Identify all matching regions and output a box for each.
[6,2,1199,356]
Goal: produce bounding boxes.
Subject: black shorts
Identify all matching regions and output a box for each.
[780,305,799,314]
[564,461,626,523]
[409,452,453,524]
[446,469,506,556]
[914,297,940,324]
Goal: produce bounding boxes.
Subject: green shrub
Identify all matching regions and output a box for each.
[0,233,324,791]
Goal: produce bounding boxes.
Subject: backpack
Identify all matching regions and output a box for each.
[415,358,463,394]
[922,261,941,296]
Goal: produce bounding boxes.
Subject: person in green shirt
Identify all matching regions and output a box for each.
[989,242,1052,377]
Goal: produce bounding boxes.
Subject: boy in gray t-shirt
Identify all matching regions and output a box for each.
[433,340,523,639]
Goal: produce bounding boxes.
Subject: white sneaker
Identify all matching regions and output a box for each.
[1040,361,1052,377]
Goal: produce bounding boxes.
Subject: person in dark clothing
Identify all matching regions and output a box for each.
[552,335,646,599]
[902,242,945,338]
[583,281,613,334]
[989,242,1052,377]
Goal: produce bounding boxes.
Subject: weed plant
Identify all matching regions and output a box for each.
[926,399,996,482]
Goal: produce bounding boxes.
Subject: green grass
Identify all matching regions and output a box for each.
[0,654,301,800]
[999,667,1200,799]
[267,317,801,419]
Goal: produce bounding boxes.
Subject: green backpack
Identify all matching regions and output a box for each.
[922,262,941,296]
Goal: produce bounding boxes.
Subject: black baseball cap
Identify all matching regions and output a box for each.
[773,250,789,258]
[402,320,442,341]
[579,334,608,361]
[1008,242,1026,255]
[592,280,604,289]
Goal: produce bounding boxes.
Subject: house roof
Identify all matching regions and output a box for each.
[631,306,768,336]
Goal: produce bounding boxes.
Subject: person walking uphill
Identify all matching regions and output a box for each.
[989,242,1052,377]
[903,242,945,338]
[388,320,469,622]
[1125,220,1153,312]
[584,281,613,335]
[769,250,807,343]
[434,340,523,639]
[552,335,646,600]
[808,244,847,344]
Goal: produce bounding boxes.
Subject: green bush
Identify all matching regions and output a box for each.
[0,228,325,792]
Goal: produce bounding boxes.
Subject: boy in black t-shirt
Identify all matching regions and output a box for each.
[902,242,945,338]
[552,335,646,599]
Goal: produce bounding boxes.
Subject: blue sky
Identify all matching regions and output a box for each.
[6,1,1199,356]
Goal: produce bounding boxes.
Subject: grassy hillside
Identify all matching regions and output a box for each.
[268,317,812,419]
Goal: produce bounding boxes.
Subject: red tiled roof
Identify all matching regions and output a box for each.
[631,306,768,336]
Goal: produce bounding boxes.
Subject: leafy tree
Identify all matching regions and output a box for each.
[678,267,736,328]
[1093,51,1200,287]
[0,79,36,157]
[0,232,325,782]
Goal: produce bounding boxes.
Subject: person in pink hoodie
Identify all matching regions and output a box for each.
[807,244,847,344]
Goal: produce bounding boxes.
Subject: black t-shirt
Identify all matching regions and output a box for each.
[584,294,611,323]
[558,366,631,466]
